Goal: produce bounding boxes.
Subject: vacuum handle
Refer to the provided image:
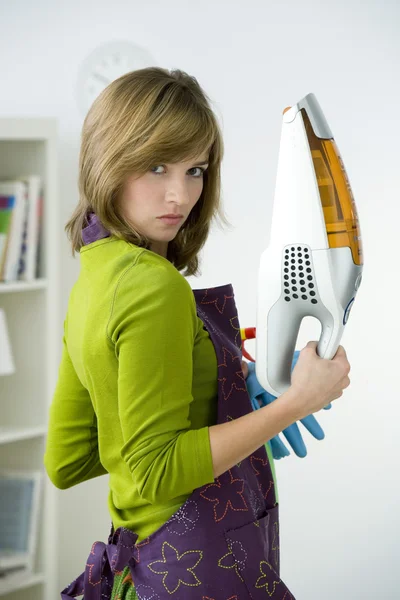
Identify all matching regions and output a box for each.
[256,305,303,396]
[317,318,345,360]
[256,302,344,397]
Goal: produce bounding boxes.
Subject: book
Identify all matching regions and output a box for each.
[16,176,42,281]
[0,181,27,282]
[0,308,15,376]
[0,470,42,575]
[0,196,15,277]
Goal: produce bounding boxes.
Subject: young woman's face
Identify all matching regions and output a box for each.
[119,154,209,257]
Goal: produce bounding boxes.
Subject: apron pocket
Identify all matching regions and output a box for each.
[224,507,291,598]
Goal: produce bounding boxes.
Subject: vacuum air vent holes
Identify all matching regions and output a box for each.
[282,245,318,304]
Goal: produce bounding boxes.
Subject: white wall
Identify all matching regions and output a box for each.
[1,0,399,597]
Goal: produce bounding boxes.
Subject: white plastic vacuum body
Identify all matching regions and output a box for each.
[255,94,364,397]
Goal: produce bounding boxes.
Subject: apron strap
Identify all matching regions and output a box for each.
[60,527,138,600]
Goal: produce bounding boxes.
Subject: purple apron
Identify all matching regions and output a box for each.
[61,217,295,599]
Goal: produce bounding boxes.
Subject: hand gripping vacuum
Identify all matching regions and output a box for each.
[255,93,364,397]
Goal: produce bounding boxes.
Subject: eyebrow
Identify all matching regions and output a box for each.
[194,161,209,166]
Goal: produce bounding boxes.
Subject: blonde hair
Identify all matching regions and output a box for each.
[66,66,230,276]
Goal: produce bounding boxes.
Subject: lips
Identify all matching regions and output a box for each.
[158,215,184,225]
[158,214,183,219]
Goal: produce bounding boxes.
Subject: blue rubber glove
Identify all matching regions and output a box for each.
[246,351,331,459]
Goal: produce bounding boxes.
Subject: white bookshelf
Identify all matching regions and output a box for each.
[0,279,48,294]
[0,119,59,600]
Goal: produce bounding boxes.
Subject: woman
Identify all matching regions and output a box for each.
[44,67,351,600]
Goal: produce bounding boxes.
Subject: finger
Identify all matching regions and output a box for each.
[334,345,347,360]
[270,435,291,460]
[281,422,307,458]
[257,391,277,407]
[300,415,325,440]
[306,341,319,350]
[342,376,351,389]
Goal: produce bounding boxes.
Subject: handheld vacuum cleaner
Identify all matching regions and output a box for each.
[243,93,364,398]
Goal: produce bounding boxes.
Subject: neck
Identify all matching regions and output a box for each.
[150,241,169,259]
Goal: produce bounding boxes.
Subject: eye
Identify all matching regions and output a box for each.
[150,165,207,177]
[188,167,206,177]
[150,165,165,175]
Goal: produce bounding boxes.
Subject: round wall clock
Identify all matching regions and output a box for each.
[76,40,156,115]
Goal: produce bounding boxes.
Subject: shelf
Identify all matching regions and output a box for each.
[0,426,47,445]
[0,117,59,600]
[0,280,47,294]
[0,571,45,596]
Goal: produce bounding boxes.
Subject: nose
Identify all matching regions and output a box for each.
[165,178,191,206]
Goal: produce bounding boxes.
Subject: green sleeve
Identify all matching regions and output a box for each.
[108,262,215,504]
[43,320,108,489]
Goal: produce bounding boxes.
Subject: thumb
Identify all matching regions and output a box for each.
[306,341,319,350]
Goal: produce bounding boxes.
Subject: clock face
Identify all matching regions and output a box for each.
[76,40,156,115]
